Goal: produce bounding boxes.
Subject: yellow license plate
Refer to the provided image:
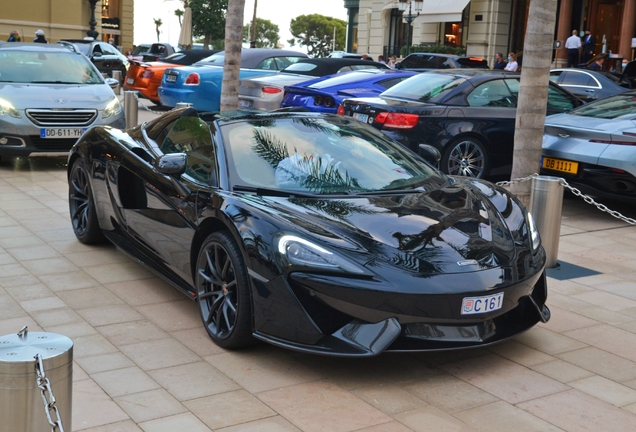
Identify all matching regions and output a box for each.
[542,157,578,174]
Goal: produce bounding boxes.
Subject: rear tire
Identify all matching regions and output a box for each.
[441,137,489,179]
[68,159,105,244]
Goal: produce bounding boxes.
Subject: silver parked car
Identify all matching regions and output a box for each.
[0,43,124,163]
[542,90,636,202]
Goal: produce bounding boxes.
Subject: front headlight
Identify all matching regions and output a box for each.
[277,235,366,274]
[102,97,122,119]
[526,211,541,251]
[0,97,21,119]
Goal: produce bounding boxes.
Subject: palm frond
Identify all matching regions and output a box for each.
[252,128,289,168]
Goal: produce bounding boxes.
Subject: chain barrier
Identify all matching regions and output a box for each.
[496,174,636,226]
[34,353,66,432]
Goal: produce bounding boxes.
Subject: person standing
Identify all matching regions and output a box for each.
[565,30,581,67]
[493,52,507,70]
[504,53,519,71]
[582,30,596,63]
[7,30,20,42]
[33,29,48,44]
[377,55,386,65]
[388,55,397,69]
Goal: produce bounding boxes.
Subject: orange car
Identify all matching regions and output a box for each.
[124,50,218,104]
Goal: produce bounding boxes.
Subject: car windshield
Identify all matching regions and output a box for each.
[308,70,382,89]
[221,115,444,194]
[379,73,465,103]
[570,93,636,119]
[0,51,103,84]
[198,53,225,64]
[281,62,318,73]
[132,45,150,55]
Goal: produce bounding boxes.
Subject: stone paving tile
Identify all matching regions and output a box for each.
[92,366,161,398]
[77,304,146,327]
[115,389,187,423]
[393,405,474,432]
[351,382,428,415]
[57,286,124,309]
[529,359,595,383]
[214,415,302,432]
[120,338,201,371]
[104,277,184,306]
[569,375,636,407]
[147,361,240,401]
[96,320,171,347]
[454,401,563,432]
[135,299,201,332]
[138,412,212,432]
[73,379,130,431]
[564,324,636,363]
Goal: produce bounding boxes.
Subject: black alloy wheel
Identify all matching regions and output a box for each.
[68,159,105,244]
[196,231,253,349]
[442,138,489,178]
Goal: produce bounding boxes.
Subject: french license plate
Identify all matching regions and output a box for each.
[461,292,504,315]
[238,99,252,108]
[126,77,134,85]
[166,74,177,82]
[40,128,86,139]
[353,113,368,123]
[542,157,578,174]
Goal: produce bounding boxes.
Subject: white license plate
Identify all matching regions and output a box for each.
[461,292,504,315]
[126,77,134,85]
[40,128,86,139]
[238,99,252,108]
[166,74,177,82]
[353,113,368,123]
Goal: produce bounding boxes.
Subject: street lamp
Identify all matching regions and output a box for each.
[87,0,99,39]
[398,0,423,56]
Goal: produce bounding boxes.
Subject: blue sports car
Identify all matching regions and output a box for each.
[158,49,308,111]
[280,69,417,114]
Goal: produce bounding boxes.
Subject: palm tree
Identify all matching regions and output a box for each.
[153,18,163,42]
[508,0,558,205]
[220,0,245,111]
[175,9,184,26]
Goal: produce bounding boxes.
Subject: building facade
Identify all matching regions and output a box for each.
[343,0,636,69]
[0,0,133,52]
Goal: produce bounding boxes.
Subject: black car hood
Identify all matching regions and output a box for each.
[248,178,520,276]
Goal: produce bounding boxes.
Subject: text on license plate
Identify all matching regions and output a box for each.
[40,128,86,139]
[126,77,135,85]
[353,113,368,123]
[238,99,252,108]
[542,157,578,174]
[166,74,177,82]
[461,292,504,315]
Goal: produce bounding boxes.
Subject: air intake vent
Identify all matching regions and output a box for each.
[26,109,97,127]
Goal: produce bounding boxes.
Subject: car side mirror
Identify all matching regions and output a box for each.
[92,51,103,58]
[104,78,119,89]
[157,153,187,176]
[418,144,441,166]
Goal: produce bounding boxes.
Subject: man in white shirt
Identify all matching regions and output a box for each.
[565,30,581,67]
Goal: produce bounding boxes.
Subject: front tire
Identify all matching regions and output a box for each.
[68,159,105,244]
[196,231,253,349]
[441,137,489,178]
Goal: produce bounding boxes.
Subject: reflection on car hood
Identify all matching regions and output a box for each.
[0,83,115,109]
[252,178,519,275]
[546,113,636,131]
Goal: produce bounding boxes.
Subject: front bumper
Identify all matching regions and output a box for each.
[541,163,636,202]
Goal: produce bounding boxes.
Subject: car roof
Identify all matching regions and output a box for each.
[0,42,78,53]
[162,49,220,65]
[404,52,462,59]
[198,48,308,68]
[419,69,516,79]
[283,58,388,76]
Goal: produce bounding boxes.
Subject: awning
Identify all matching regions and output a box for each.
[412,0,470,23]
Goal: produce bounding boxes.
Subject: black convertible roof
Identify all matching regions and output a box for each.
[281,57,388,76]
[161,49,220,65]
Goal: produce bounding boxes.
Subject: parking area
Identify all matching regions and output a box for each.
[1,104,636,431]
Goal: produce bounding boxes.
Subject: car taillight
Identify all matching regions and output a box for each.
[140,70,154,79]
[337,105,345,115]
[262,86,282,94]
[184,73,200,85]
[375,112,419,129]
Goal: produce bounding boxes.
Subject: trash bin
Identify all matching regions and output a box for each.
[0,327,73,432]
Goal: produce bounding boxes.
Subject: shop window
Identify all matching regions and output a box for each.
[444,23,462,47]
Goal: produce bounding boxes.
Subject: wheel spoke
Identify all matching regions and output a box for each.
[214,299,224,330]
[198,268,221,286]
[221,255,231,279]
[222,301,233,330]
[206,249,223,281]
[207,295,224,325]
[198,289,222,300]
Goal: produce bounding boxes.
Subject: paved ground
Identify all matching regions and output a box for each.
[2,102,636,431]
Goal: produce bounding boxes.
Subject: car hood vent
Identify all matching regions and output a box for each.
[26,109,98,127]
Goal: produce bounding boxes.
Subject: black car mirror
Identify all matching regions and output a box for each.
[157,153,187,176]
[92,51,103,58]
[418,144,441,165]
[104,78,118,89]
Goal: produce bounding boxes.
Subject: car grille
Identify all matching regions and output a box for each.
[26,109,97,127]
[29,136,77,152]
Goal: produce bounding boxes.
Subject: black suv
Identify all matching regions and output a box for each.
[395,52,488,71]
[58,39,129,78]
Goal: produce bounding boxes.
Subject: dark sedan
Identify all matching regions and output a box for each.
[67,108,549,356]
[550,68,630,102]
[339,70,583,179]
[395,52,488,71]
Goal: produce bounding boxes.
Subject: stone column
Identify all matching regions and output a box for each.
[555,0,574,68]
[619,0,636,61]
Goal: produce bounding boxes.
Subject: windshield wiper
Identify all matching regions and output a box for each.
[232,185,317,198]
[351,187,426,196]
[30,81,82,84]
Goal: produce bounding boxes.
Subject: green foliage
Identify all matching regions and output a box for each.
[288,14,347,58]
[153,18,163,42]
[252,129,289,167]
[243,18,280,48]
[174,9,184,26]
[189,0,228,42]
[400,45,465,57]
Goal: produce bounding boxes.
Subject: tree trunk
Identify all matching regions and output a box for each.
[204,34,210,50]
[251,0,258,47]
[509,0,558,205]
[220,0,246,112]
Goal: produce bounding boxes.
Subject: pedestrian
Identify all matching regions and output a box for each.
[388,55,397,69]
[7,30,20,42]
[565,29,581,67]
[493,52,507,70]
[377,55,386,65]
[581,30,596,63]
[361,53,374,61]
[33,29,48,44]
[588,56,604,71]
[504,52,519,71]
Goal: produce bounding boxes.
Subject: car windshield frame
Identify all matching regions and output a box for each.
[570,93,636,119]
[219,115,446,195]
[379,73,467,103]
[0,50,104,84]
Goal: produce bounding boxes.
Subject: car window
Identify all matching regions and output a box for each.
[349,64,385,71]
[560,71,598,87]
[400,55,428,69]
[281,62,318,73]
[255,57,278,70]
[100,43,119,56]
[92,44,103,55]
[571,92,636,118]
[546,85,577,112]
[549,71,562,82]
[381,73,465,103]
[377,76,411,89]
[274,56,304,70]
[159,117,216,185]
[467,79,515,108]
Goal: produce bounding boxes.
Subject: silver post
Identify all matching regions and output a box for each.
[124,91,138,129]
[529,176,564,268]
[112,70,122,95]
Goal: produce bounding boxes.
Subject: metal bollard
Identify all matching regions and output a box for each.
[112,70,122,95]
[175,102,193,109]
[124,91,138,129]
[529,175,564,268]
[0,327,73,432]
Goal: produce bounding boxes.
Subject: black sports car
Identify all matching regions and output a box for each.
[339,69,583,179]
[68,108,549,356]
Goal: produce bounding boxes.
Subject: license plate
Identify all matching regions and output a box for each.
[461,292,504,315]
[238,99,252,108]
[166,74,177,82]
[126,77,134,85]
[40,128,86,139]
[542,157,578,174]
[353,113,368,123]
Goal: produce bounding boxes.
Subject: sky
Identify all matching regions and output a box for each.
[133,0,348,51]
